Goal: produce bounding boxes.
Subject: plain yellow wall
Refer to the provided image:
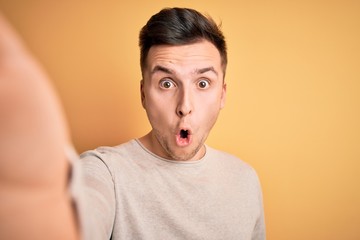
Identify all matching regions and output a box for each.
[1,1,359,239]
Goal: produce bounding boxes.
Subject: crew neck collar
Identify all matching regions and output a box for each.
[134,139,208,165]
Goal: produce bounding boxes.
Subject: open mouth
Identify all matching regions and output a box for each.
[180,129,189,139]
[176,129,192,146]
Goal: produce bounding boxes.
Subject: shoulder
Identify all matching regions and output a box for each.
[206,146,252,169]
[79,139,140,173]
[206,146,260,183]
[80,139,138,162]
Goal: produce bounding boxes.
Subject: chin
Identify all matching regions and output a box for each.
[168,146,201,161]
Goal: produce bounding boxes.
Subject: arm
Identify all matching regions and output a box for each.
[79,151,117,240]
[0,13,79,239]
[251,173,266,240]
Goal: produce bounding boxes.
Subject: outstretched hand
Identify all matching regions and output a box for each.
[0,13,79,240]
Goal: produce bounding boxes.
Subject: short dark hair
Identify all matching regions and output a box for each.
[139,7,227,76]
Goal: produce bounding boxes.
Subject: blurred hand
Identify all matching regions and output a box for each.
[0,13,78,240]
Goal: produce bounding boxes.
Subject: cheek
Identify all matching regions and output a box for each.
[196,93,223,123]
[144,96,171,125]
[195,98,221,117]
[197,91,223,110]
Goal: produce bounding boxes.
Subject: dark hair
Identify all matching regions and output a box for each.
[139,7,227,76]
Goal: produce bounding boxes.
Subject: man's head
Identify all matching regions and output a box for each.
[139,8,227,161]
[139,7,227,77]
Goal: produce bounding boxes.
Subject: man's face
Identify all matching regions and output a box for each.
[141,40,226,161]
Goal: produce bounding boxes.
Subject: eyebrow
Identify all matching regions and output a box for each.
[195,67,218,76]
[151,65,173,75]
[151,65,218,76]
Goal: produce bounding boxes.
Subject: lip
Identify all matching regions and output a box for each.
[175,128,192,147]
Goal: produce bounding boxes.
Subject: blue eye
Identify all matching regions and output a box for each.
[160,79,175,89]
[198,79,210,89]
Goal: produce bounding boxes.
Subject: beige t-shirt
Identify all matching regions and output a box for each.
[76,139,265,240]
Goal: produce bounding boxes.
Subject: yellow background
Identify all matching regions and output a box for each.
[1,0,359,239]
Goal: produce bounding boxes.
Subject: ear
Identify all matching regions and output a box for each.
[220,83,227,109]
[140,79,145,109]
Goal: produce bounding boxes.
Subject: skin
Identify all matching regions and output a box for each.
[139,40,226,161]
[0,13,78,240]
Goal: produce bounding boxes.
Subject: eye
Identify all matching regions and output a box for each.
[159,79,176,89]
[198,79,210,89]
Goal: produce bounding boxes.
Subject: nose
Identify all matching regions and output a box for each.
[176,89,192,117]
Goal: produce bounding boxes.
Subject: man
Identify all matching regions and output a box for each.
[80,7,265,240]
[0,7,265,240]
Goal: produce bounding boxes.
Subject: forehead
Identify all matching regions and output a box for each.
[145,40,222,73]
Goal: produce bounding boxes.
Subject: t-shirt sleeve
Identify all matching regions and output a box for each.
[68,147,116,240]
[251,170,266,240]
